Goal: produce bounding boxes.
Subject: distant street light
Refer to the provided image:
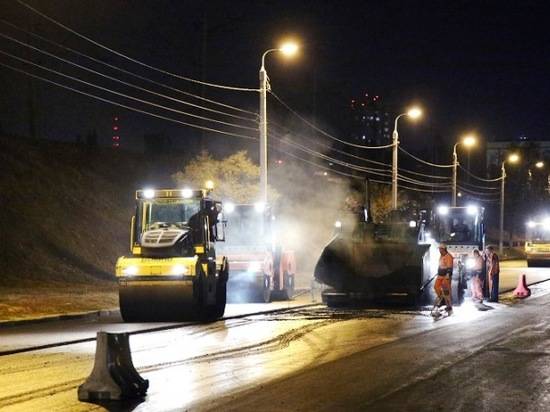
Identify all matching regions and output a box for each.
[452,134,477,206]
[499,153,520,254]
[391,107,423,210]
[259,41,299,203]
[535,161,544,169]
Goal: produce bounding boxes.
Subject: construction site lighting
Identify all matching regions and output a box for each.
[224,202,235,214]
[181,188,193,198]
[527,221,536,228]
[248,261,262,273]
[143,189,155,199]
[437,205,449,215]
[466,205,479,215]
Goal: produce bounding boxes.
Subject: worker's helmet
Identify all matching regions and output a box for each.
[438,243,447,250]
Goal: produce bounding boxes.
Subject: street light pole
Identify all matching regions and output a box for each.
[499,161,506,254]
[499,153,520,254]
[391,119,400,210]
[258,44,298,204]
[259,49,275,204]
[452,143,459,207]
[451,135,476,207]
[391,108,423,210]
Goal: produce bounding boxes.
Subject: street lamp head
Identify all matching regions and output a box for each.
[406,107,422,119]
[508,153,520,163]
[279,42,299,56]
[536,161,544,168]
[462,135,477,148]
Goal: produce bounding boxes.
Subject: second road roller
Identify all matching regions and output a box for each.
[115,187,228,322]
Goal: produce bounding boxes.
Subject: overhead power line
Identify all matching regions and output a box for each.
[399,146,454,168]
[0,61,257,141]
[0,31,259,125]
[271,120,453,181]
[398,174,452,188]
[0,19,258,118]
[270,121,392,169]
[270,145,451,194]
[272,132,455,190]
[271,133,392,178]
[457,185,500,197]
[1,56,468,195]
[370,179,452,193]
[269,90,395,149]
[0,49,258,132]
[457,179,499,191]
[15,0,259,92]
[458,164,503,182]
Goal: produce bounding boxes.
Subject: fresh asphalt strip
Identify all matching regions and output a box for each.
[1,278,548,357]
[0,302,322,357]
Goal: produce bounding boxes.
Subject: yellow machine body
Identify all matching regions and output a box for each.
[116,188,228,322]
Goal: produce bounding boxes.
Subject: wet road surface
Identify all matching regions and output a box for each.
[0,261,549,411]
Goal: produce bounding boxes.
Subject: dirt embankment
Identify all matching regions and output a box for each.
[0,136,187,303]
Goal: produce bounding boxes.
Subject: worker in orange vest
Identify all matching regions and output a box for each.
[433,243,454,316]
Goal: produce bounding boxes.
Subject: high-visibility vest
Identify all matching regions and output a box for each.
[438,253,453,275]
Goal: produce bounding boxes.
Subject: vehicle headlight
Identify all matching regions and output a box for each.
[437,205,449,215]
[122,265,139,276]
[465,258,475,270]
[248,261,262,273]
[181,188,193,198]
[224,202,235,214]
[143,189,155,199]
[170,264,188,276]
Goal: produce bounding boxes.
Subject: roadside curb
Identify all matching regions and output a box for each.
[0,288,314,330]
[0,308,120,330]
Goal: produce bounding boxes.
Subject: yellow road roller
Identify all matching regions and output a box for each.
[115,188,228,322]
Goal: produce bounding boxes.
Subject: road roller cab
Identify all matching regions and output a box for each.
[115,188,228,322]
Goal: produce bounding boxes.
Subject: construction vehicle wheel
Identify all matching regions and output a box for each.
[212,278,227,318]
[119,291,140,322]
[281,272,295,300]
[211,258,228,318]
[263,275,272,303]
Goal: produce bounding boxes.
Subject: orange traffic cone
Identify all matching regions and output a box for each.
[512,274,531,298]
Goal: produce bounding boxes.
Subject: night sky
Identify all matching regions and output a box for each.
[1,0,549,154]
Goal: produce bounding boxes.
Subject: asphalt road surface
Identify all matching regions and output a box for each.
[0,260,549,411]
